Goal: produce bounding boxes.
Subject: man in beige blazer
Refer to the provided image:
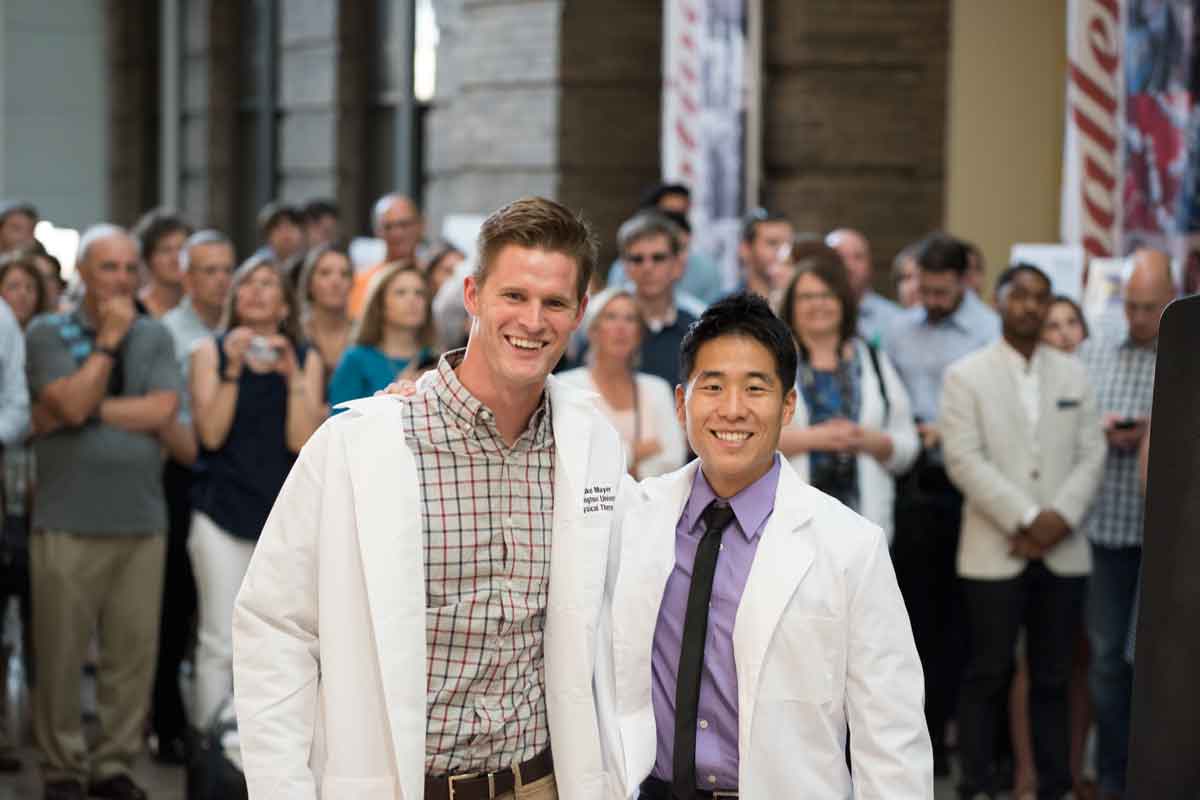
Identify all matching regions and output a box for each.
[941,264,1106,800]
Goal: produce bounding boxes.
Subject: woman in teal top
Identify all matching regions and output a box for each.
[328,263,433,407]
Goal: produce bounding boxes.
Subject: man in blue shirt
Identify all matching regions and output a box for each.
[826,227,904,348]
[884,232,999,777]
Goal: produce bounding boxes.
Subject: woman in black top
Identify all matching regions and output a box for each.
[187,255,325,729]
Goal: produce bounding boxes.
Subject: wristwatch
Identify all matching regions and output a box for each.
[94,343,120,360]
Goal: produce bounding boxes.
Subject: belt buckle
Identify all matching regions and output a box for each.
[447,771,496,800]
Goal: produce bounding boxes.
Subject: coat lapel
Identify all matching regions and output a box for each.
[612,464,698,706]
[341,396,427,800]
[732,461,815,744]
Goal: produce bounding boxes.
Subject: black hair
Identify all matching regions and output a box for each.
[915,232,969,276]
[0,201,37,226]
[995,261,1052,295]
[679,291,798,390]
[639,182,691,210]
[256,201,304,239]
[132,207,193,261]
[302,198,339,222]
[659,209,692,235]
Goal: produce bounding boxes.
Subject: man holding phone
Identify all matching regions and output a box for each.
[1078,248,1175,799]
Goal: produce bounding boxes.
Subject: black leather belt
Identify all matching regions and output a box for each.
[640,775,738,799]
[425,748,554,800]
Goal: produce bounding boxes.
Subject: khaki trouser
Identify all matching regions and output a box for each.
[497,772,558,800]
[31,530,165,782]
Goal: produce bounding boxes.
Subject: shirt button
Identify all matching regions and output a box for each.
[718,543,725,551]
[707,775,717,785]
[698,719,709,729]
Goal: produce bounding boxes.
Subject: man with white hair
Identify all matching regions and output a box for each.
[348,192,424,316]
[25,224,181,800]
[826,228,903,347]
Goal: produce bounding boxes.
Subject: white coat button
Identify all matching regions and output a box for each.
[698,719,709,730]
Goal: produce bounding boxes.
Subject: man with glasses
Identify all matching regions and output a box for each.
[1078,248,1174,800]
[616,211,697,388]
[349,192,424,317]
[884,232,1000,777]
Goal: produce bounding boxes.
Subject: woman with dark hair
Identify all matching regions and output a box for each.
[327,262,433,407]
[420,239,465,298]
[133,208,193,318]
[777,244,918,541]
[0,251,50,328]
[187,256,324,729]
[1042,294,1090,353]
[297,244,355,393]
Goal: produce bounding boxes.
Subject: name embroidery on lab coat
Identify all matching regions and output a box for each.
[581,484,615,516]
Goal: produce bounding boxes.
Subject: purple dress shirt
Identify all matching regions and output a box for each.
[650,456,782,791]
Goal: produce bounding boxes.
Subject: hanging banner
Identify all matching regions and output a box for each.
[1061,0,1126,262]
[662,0,749,291]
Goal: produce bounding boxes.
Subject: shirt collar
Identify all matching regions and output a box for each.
[644,303,679,333]
[681,455,782,543]
[1119,334,1158,353]
[431,348,552,445]
[999,338,1042,374]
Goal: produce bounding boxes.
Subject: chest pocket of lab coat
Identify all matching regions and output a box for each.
[756,612,840,705]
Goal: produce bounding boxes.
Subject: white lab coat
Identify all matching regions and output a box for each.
[232,377,628,800]
[596,459,933,799]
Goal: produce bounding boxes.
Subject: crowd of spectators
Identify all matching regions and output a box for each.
[0,185,1174,800]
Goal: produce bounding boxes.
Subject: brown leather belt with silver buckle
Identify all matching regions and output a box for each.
[425,748,554,800]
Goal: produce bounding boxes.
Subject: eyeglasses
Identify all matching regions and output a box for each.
[794,291,837,304]
[625,252,673,266]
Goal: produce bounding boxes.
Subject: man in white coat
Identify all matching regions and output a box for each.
[598,293,932,799]
[940,264,1106,799]
[232,197,628,800]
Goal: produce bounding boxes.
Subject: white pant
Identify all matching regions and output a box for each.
[188,512,255,729]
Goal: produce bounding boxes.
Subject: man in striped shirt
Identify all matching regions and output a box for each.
[1078,248,1174,800]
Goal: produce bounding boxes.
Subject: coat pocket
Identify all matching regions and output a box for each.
[758,614,840,704]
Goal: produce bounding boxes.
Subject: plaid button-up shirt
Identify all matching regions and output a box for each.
[403,351,555,775]
[1079,333,1156,548]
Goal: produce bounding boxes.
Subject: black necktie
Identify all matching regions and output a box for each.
[672,499,736,799]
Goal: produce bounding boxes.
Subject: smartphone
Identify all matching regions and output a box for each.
[248,335,279,366]
[1114,417,1139,430]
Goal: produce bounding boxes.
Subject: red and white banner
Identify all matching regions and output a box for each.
[662,0,749,290]
[1061,0,1125,261]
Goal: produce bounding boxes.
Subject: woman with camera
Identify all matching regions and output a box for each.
[777,244,918,542]
[187,255,325,731]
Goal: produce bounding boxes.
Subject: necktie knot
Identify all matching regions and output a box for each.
[701,500,735,537]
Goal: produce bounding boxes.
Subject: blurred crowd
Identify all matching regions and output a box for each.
[0,182,1175,800]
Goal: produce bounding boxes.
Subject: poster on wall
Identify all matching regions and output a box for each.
[1010,243,1087,302]
[1062,0,1200,297]
[662,0,749,291]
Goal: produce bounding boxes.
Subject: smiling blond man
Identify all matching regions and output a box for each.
[233,198,627,800]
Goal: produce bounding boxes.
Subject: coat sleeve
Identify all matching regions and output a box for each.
[844,526,934,798]
[232,425,328,800]
[1050,369,1107,528]
[876,349,919,475]
[636,377,686,478]
[941,363,1034,536]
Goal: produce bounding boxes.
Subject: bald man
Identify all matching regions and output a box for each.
[349,193,424,317]
[826,228,902,347]
[1078,248,1174,799]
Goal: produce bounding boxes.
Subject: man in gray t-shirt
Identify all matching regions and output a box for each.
[25,224,179,800]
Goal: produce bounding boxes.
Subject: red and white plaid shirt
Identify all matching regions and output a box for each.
[403,351,555,775]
